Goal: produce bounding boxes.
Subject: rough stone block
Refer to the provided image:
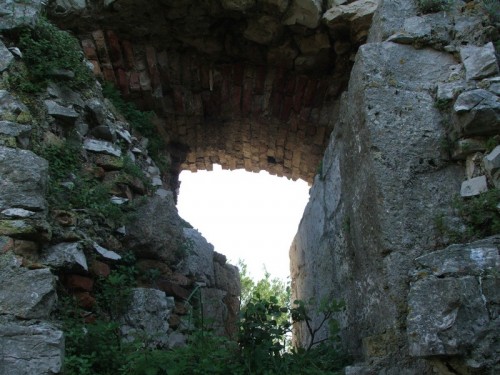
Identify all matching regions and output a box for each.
[0,40,13,72]
[460,42,500,81]
[0,321,64,375]
[40,241,88,271]
[483,145,500,175]
[83,138,122,157]
[460,175,488,197]
[0,255,57,319]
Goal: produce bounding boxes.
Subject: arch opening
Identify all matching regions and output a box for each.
[177,164,310,281]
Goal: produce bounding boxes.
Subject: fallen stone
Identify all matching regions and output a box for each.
[0,321,64,375]
[120,288,172,347]
[460,42,499,81]
[40,241,88,271]
[83,138,122,157]
[44,100,79,123]
[0,40,13,72]
[460,175,488,197]
[0,255,57,319]
[453,89,500,136]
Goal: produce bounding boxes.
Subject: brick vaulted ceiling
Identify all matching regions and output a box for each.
[49,0,377,183]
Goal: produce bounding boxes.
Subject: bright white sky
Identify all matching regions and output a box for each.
[177,164,310,281]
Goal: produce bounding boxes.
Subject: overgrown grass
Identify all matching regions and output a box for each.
[417,0,453,13]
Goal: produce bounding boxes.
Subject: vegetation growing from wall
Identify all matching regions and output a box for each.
[8,17,93,93]
[102,83,169,172]
[60,261,349,375]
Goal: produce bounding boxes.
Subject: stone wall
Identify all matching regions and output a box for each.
[290,0,500,373]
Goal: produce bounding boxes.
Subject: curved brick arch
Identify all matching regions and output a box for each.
[82,30,342,184]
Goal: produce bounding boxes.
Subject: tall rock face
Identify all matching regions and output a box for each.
[290,0,500,373]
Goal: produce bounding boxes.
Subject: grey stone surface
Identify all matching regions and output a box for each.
[0,0,44,31]
[460,175,488,197]
[437,81,465,102]
[41,241,88,271]
[0,90,28,115]
[407,276,491,357]
[120,288,171,348]
[93,241,121,260]
[0,121,32,148]
[44,100,79,123]
[0,146,48,213]
[200,288,228,336]
[290,41,462,373]
[0,255,57,319]
[1,208,35,218]
[214,262,240,295]
[483,145,500,175]
[460,42,499,81]
[408,237,500,369]
[85,98,108,126]
[83,138,122,157]
[0,40,13,72]
[283,0,322,29]
[47,83,84,107]
[415,236,500,277]
[0,321,64,375]
[453,89,500,136]
[125,195,184,262]
[178,228,215,285]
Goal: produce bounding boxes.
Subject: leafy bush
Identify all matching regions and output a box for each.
[482,0,500,23]
[14,17,92,92]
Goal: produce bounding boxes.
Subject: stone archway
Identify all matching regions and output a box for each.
[50,0,377,185]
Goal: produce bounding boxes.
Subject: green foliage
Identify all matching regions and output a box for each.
[238,260,288,310]
[417,0,453,13]
[13,17,92,92]
[485,137,499,153]
[40,141,131,227]
[482,0,500,23]
[434,98,452,111]
[454,189,500,240]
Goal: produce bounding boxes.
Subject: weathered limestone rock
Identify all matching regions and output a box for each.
[0,121,32,149]
[460,175,488,197]
[460,42,499,81]
[290,40,462,373]
[200,288,228,336]
[44,100,79,123]
[453,89,500,137]
[214,262,240,295]
[83,138,122,157]
[0,0,44,31]
[40,241,88,271]
[120,288,173,348]
[0,146,48,213]
[125,195,184,262]
[283,0,322,29]
[323,0,378,42]
[0,321,64,375]
[483,145,500,176]
[0,90,28,115]
[178,228,215,285]
[0,255,57,319]
[408,236,500,370]
[0,40,13,72]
